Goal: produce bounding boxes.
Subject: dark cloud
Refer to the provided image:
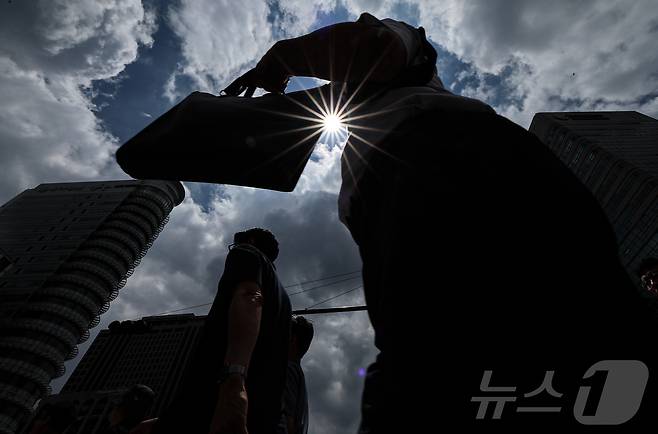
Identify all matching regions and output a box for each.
[304,311,375,434]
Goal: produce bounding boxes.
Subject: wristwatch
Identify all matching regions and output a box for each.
[218,364,247,384]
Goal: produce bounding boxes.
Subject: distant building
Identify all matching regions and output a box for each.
[20,389,124,434]
[62,314,206,413]
[529,112,658,287]
[22,314,206,434]
[0,180,185,434]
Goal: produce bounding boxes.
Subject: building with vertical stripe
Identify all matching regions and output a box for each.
[0,180,184,434]
[529,111,658,287]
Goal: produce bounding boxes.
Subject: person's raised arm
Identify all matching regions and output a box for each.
[224,20,407,95]
[209,280,263,434]
[224,280,263,367]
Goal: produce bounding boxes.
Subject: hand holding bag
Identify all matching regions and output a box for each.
[115,77,328,192]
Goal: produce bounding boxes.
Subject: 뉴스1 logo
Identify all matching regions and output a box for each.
[471,360,649,425]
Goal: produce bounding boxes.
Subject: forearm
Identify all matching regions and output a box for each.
[263,22,406,83]
[224,281,263,367]
[286,416,295,434]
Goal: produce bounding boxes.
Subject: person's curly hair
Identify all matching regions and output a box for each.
[234,227,279,262]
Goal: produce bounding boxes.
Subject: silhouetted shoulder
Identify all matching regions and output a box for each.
[222,245,265,290]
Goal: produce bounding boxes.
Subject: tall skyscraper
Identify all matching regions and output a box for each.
[0,180,185,434]
[22,314,206,434]
[529,111,658,285]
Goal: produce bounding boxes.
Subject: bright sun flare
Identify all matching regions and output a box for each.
[322,113,343,133]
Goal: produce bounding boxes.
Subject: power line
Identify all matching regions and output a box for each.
[287,275,362,295]
[143,270,362,317]
[147,303,212,316]
[283,270,361,288]
[304,285,363,310]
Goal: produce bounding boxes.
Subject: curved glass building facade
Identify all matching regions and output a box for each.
[0,180,184,434]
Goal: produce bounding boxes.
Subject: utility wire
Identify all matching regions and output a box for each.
[144,270,362,317]
[284,270,361,288]
[303,285,363,310]
[148,303,213,316]
[287,275,362,296]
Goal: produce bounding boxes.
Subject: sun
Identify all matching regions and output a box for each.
[322,113,343,133]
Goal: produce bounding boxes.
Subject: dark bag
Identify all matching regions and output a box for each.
[115,86,330,192]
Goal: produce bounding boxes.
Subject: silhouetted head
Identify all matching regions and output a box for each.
[638,257,658,294]
[289,315,314,361]
[109,384,155,428]
[233,228,279,262]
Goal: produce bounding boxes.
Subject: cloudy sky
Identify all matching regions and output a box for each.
[2,0,658,432]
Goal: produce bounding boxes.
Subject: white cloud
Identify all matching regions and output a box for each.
[165,0,274,96]
[0,58,119,200]
[340,0,397,19]
[0,0,156,202]
[412,0,658,126]
[270,0,337,37]
[2,0,156,83]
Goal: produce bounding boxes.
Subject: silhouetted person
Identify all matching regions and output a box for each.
[278,316,313,434]
[99,385,155,434]
[226,12,655,431]
[27,402,77,434]
[154,228,290,434]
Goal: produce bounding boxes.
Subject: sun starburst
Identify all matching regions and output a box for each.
[322,113,343,133]
[240,35,408,183]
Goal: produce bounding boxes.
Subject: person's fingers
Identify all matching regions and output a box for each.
[251,70,279,94]
[221,78,245,96]
[222,67,288,96]
[244,86,256,98]
[222,69,256,96]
